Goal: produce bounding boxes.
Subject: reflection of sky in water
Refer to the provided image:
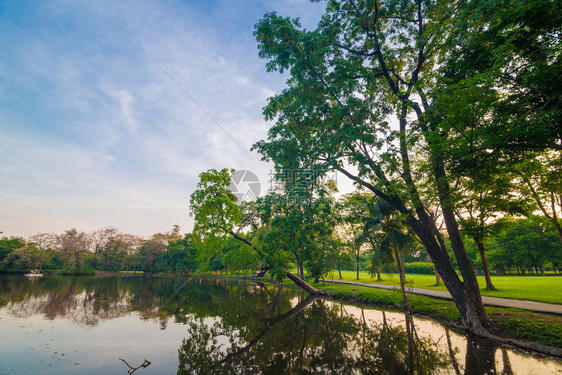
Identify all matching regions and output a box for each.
[0,277,561,375]
[0,310,187,374]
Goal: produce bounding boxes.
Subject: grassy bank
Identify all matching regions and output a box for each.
[313,281,562,349]
[329,270,562,304]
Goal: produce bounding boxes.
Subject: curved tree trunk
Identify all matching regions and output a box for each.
[255,265,272,277]
[319,0,492,335]
[285,270,329,296]
[227,233,324,296]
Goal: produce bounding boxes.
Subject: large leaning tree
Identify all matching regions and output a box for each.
[251,0,560,334]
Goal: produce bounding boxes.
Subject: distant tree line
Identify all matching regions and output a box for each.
[0,225,197,275]
[1,207,560,279]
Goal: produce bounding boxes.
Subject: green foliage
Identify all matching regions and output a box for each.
[189,168,262,275]
[437,0,561,156]
[252,0,501,328]
[190,168,241,248]
[56,265,95,275]
[160,234,199,274]
[493,315,562,348]
[488,216,562,273]
[2,244,52,271]
[512,152,562,245]
[403,262,435,275]
[258,191,338,281]
[96,236,128,272]
[221,236,259,274]
[138,239,167,274]
[0,237,26,269]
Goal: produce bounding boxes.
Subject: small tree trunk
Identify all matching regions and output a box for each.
[338,264,342,279]
[474,237,497,291]
[356,250,360,280]
[554,219,562,246]
[393,246,408,305]
[435,270,442,286]
[38,252,44,273]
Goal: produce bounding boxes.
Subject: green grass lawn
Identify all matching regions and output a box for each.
[325,270,562,304]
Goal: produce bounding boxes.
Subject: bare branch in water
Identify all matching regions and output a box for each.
[119,358,151,374]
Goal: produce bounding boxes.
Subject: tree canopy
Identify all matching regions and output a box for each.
[251,0,561,334]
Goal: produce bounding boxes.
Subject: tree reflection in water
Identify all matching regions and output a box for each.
[177,295,450,374]
[0,275,557,374]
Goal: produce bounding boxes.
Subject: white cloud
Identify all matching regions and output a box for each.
[0,0,324,238]
[104,89,139,132]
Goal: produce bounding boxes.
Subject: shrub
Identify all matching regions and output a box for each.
[404,262,435,274]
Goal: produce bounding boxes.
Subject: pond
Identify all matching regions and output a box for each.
[0,275,560,374]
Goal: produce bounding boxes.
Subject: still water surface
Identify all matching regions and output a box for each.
[0,275,560,374]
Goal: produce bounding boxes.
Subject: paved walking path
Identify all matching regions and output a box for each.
[330,280,562,315]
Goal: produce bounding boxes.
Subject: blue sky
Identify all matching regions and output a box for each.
[0,0,327,238]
